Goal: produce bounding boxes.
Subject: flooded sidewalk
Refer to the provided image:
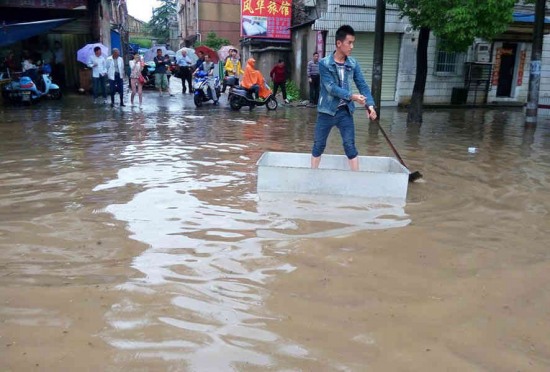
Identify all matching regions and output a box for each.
[1,91,550,371]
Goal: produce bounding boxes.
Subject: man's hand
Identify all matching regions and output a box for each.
[308,77,312,83]
[367,106,377,120]
[351,94,366,106]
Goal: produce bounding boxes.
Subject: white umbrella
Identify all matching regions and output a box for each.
[218,45,239,62]
[176,47,198,64]
[77,43,108,64]
[144,46,175,62]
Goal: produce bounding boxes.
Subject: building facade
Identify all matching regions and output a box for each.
[178,0,241,47]
[308,0,550,109]
[0,0,129,90]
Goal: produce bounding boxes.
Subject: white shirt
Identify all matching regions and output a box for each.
[22,59,38,72]
[177,54,192,67]
[87,54,107,78]
[106,56,125,80]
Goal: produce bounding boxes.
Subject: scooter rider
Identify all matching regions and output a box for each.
[241,58,270,101]
[193,53,218,104]
[21,52,40,86]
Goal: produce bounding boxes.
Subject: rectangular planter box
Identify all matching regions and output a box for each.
[257,152,409,200]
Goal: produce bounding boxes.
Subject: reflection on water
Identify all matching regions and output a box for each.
[93,130,409,368]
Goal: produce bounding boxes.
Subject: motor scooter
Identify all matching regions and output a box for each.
[193,70,220,107]
[227,79,277,111]
[1,64,61,105]
[141,61,156,89]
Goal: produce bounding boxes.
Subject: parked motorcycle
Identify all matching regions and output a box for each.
[193,70,220,107]
[1,64,61,105]
[226,78,277,111]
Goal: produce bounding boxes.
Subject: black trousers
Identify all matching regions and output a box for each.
[221,75,239,93]
[179,67,193,92]
[309,75,320,104]
[273,81,287,100]
[109,72,123,103]
[53,63,65,88]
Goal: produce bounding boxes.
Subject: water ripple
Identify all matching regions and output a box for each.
[95,138,408,369]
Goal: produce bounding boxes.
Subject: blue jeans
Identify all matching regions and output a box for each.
[92,75,107,99]
[311,106,358,159]
[248,84,259,98]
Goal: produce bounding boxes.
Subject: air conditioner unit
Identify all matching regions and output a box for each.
[474,43,491,63]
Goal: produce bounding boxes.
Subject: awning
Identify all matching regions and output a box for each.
[512,13,550,24]
[0,18,74,47]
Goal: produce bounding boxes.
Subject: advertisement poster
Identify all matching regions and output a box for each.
[241,0,292,39]
[517,50,526,86]
[316,30,325,57]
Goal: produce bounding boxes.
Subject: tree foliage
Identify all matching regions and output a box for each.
[387,0,517,124]
[148,0,177,42]
[197,32,231,50]
[388,0,516,51]
[292,0,309,26]
[129,37,152,48]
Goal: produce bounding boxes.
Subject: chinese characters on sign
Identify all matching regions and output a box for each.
[241,0,292,39]
[517,50,526,86]
[491,48,502,86]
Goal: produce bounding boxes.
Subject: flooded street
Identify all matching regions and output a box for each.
[1,84,550,371]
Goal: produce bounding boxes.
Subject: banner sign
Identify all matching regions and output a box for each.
[241,0,292,39]
[517,50,526,86]
[0,0,87,9]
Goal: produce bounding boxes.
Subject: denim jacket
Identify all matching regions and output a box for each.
[317,52,375,116]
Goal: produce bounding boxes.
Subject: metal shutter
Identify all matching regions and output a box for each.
[352,33,401,102]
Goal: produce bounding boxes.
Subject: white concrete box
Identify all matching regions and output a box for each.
[256,152,409,200]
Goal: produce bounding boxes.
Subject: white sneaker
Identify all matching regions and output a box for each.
[284,99,290,104]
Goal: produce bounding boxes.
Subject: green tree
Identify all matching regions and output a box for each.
[148,0,177,42]
[388,0,516,124]
[197,32,231,50]
[129,37,152,48]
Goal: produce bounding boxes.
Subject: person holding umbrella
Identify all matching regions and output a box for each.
[176,49,193,94]
[87,46,108,104]
[221,48,243,93]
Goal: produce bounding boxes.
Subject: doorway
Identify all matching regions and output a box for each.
[496,43,517,97]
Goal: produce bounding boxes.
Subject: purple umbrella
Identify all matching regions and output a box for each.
[77,43,108,64]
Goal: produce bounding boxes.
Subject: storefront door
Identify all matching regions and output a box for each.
[496,43,517,97]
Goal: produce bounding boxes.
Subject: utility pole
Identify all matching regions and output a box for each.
[525,0,547,126]
[372,0,386,118]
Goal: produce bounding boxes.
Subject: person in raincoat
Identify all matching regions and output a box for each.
[221,49,243,93]
[241,58,271,100]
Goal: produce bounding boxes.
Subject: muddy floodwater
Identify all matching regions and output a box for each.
[1,89,550,371]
